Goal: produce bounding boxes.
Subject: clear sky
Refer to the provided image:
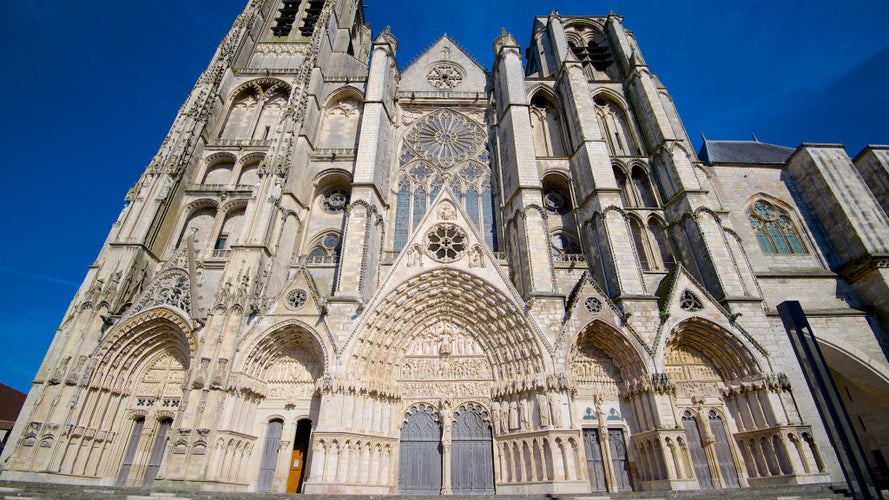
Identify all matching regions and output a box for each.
[1,1,887,392]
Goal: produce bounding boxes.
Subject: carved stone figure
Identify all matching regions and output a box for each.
[508,400,519,430]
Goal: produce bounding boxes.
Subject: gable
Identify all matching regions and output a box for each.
[400,35,488,92]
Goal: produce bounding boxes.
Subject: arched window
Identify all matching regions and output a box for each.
[220,80,290,140]
[747,200,806,255]
[178,207,217,250]
[202,161,234,185]
[648,218,674,270]
[542,173,581,260]
[631,166,658,207]
[529,95,567,157]
[214,209,245,256]
[237,163,260,187]
[306,233,341,263]
[594,97,641,156]
[394,109,497,251]
[551,232,580,257]
[613,166,630,206]
[317,94,362,150]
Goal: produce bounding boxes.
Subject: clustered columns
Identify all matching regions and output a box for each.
[333,28,398,305]
[492,30,556,298]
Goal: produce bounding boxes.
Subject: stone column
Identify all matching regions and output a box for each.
[440,402,453,495]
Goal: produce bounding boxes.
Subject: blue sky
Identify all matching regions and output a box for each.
[1,0,887,392]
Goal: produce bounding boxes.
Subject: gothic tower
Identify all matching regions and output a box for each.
[5,0,887,494]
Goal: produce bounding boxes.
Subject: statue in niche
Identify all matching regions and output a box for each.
[549,393,562,427]
[408,244,423,267]
[519,398,530,430]
[491,402,502,434]
[469,245,484,268]
[508,401,519,430]
[537,393,550,427]
[438,202,456,221]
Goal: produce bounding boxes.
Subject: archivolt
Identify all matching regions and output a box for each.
[663,317,764,383]
[569,320,651,381]
[237,320,328,380]
[347,269,550,383]
[91,306,194,392]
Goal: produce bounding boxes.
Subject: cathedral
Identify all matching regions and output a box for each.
[3,0,889,495]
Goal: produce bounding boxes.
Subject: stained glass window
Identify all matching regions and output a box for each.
[394,108,498,250]
[747,200,807,255]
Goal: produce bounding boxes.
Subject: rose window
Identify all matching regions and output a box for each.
[322,188,349,213]
[286,288,308,310]
[404,109,487,169]
[584,297,602,314]
[426,64,464,89]
[425,223,468,262]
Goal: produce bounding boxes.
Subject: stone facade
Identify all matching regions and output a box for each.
[2,0,887,494]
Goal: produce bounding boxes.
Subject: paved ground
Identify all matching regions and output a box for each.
[0,480,858,500]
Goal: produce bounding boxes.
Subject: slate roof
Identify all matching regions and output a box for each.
[0,383,26,430]
[698,139,796,166]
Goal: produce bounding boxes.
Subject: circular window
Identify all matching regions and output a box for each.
[404,109,487,169]
[679,290,703,312]
[286,288,308,310]
[425,223,468,262]
[322,188,349,214]
[426,64,464,89]
[543,190,568,214]
[584,297,602,314]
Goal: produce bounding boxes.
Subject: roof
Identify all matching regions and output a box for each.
[0,383,26,428]
[698,139,796,166]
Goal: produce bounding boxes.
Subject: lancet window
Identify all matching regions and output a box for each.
[394,109,497,251]
[628,215,674,272]
[529,95,567,157]
[747,200,806,255]
[219,80,290,141]
[613,164,658,208]
[595,97,642,156]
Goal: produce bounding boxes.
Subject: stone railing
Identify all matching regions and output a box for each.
[303,254,339,265]
[304,432,398,494]
[212,249,232,258]
[553,253,585,263]
[734,425,826,484]
[207,139,272,148]
[396,90,487,101]
[312,148,357,159]
[494,429,585,485]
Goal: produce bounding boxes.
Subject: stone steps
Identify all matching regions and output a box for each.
[0,480,858,499]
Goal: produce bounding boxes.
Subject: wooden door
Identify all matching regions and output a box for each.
[257,419,284,492]
[286,449,304,493]
[398,408,441,495]
[143,418,172,487]
[608,429,633,491]
[583,429,607,491]
[116,418,144,487]
[709,412,739,488]
[451,408,495,494]
[682,412,713,489]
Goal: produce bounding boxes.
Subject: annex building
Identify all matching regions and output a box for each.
[2,0,889,495]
